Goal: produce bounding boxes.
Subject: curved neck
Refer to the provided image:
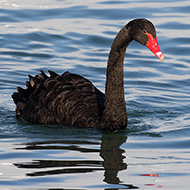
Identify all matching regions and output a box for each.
[99,26,132,130]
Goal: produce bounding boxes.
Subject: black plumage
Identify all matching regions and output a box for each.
[12,19,163,131]
[12,70,105,127]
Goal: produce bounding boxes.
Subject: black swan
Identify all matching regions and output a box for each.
[12,19,164,131]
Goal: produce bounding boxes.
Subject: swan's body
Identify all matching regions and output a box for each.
[12,19,164,131]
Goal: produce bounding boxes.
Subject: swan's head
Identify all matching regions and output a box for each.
[127,19,164,61]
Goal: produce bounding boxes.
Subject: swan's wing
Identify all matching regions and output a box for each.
[12,71,105,127]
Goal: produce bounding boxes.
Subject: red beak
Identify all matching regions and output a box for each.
[146,33,164,61]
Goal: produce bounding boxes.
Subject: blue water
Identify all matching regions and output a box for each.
[0,0,190,189]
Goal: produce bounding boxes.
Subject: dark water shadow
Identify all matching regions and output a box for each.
[14,132,138,189]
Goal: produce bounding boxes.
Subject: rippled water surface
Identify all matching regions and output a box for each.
[0,0,190,189]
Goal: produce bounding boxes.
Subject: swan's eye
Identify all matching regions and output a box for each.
[143,30,147,34]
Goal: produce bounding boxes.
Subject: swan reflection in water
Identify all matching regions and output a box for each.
[14,133,138,189]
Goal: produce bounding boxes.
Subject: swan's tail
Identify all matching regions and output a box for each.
[11,70,48,117]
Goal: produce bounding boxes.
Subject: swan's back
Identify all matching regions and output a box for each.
[12,71,105,127]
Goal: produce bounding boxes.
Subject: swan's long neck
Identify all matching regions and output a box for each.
[99,26,132,130]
